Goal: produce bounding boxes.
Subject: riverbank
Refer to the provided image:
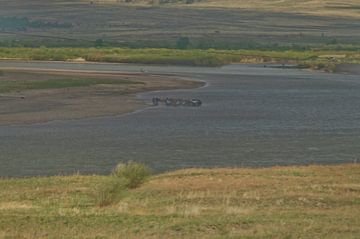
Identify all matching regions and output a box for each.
[0,163,359,238]
[0,68,203,126]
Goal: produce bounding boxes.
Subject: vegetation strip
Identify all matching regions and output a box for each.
[0,47,359,71]
[0,77,138,93]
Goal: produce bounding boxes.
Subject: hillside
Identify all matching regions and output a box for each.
[85,0,360,18]
[1,0,360,48]
[0,164,359,238]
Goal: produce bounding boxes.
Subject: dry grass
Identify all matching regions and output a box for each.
[0,164,359,238]
[186,0,360,18]
[0,202,35,210]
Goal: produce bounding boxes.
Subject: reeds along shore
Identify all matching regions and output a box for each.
[0,47,359,71]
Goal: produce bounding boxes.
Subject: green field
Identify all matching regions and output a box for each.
[0,163,359,238]
[0,76,138,93]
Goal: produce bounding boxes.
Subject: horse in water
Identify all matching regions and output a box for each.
[152,97,161,105]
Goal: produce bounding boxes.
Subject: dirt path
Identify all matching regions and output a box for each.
[0,68,203,126]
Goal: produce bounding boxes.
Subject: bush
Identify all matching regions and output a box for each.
[112,161,151,189]
[97,161,151,207]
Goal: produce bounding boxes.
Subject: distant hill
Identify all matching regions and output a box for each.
[0,0,359,48]
[83,0,360,18]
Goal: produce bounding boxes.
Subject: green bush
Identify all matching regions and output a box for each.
[112,161,152,189]
[97,161,151,207]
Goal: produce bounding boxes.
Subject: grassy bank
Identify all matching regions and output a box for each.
[0,163,359,238]
[0,77,138,93]
[1,47,360,70]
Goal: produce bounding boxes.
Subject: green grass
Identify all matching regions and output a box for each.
[0,164,359,238]
[0,47,359,69]
[0,77,137,93]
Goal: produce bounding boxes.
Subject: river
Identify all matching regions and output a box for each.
[1,61,360,177]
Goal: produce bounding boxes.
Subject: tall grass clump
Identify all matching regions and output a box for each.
[97,177,124,207]
[97,161,151,207]
[112,161,152,188]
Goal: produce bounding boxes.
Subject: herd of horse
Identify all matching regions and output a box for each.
[152,97,202,107]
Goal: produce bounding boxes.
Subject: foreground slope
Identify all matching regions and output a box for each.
[0,164,359,238]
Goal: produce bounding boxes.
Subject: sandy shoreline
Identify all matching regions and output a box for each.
[0,68,204,126]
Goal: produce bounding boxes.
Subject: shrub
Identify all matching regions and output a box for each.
[112,161,151,189]
[97,161,151,207]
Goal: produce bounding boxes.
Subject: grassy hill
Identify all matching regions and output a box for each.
[0,163,359,238]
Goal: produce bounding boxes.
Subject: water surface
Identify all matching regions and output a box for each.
[1,62,360,177]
